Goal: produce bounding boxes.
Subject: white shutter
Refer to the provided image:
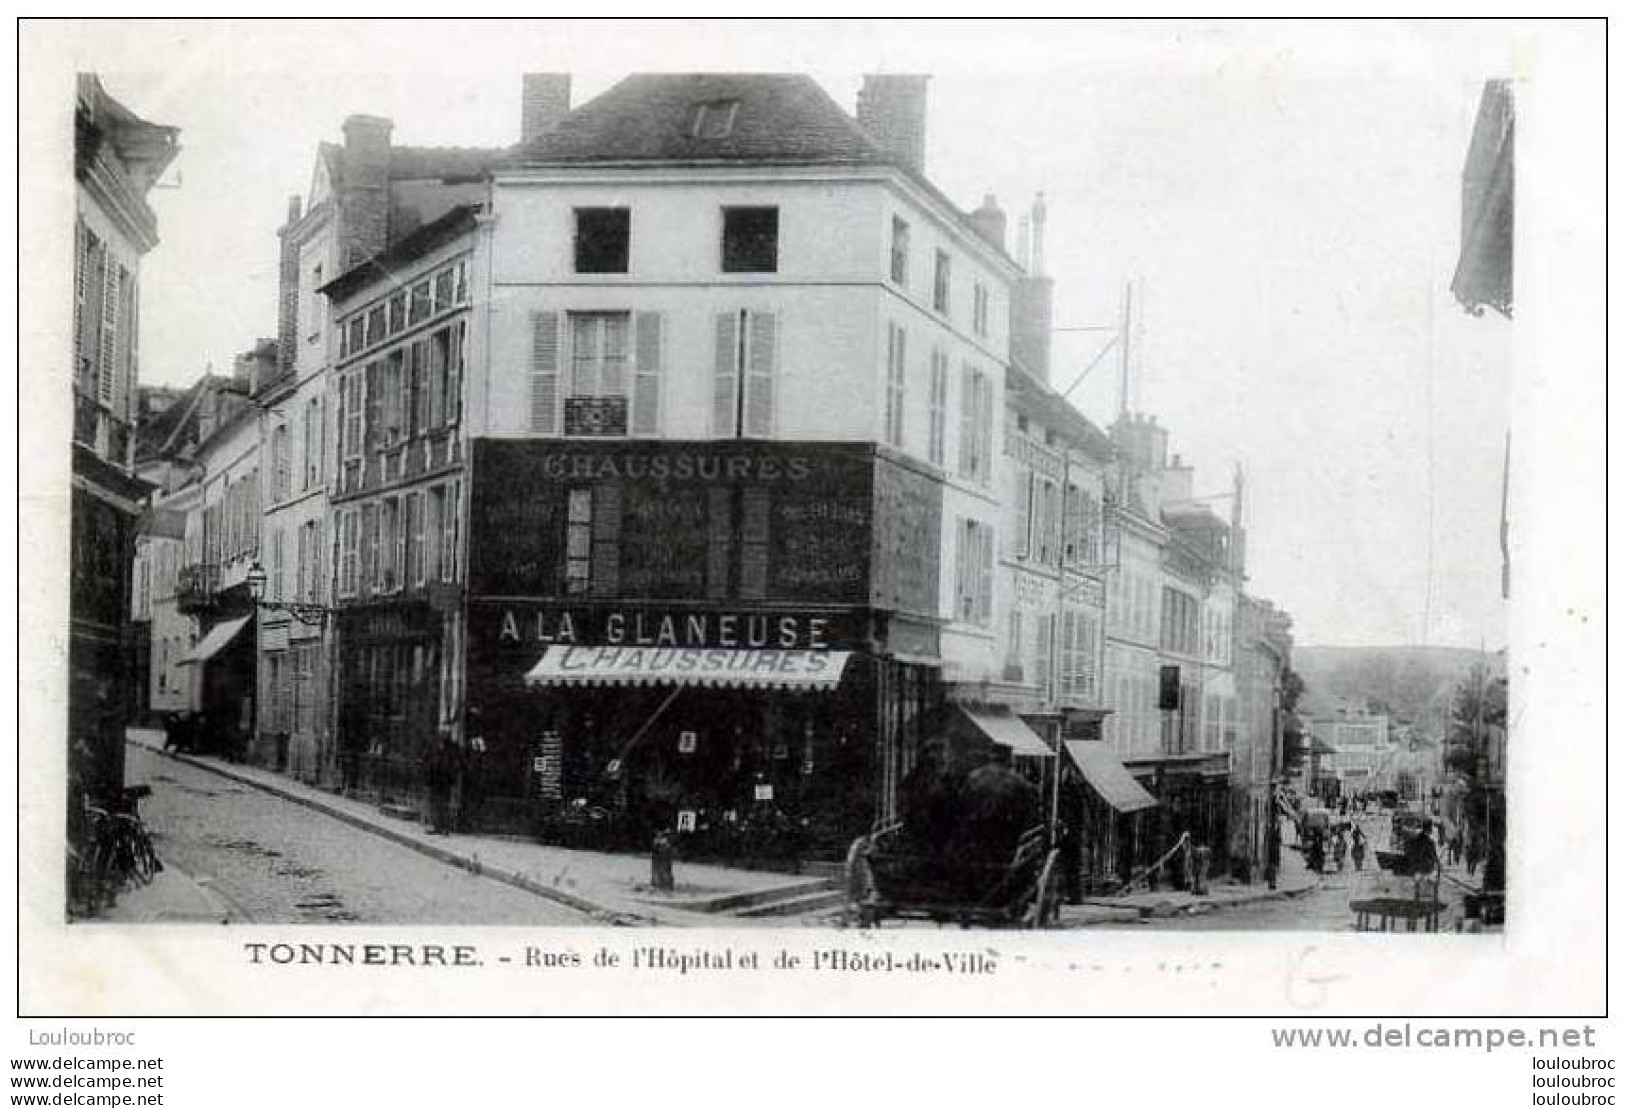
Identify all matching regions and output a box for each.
[977,523,994,625]
[744,311,776,437]
[98,262,119,405]
[958,364,974,478]
[713,311,739,436]
[632,312,662,435]
[954,516,969,622]
[530,311,561,434]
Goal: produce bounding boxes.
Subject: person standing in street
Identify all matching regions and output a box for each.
[1351,822,1367,872]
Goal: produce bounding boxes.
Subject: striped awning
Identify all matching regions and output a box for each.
[524,645,851,691]
[177,615,251,666]
[956,704,1054,758]
[1064,740,1159,813]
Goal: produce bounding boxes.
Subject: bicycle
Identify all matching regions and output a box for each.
[85,802,163,904]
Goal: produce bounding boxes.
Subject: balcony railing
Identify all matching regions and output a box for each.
[175,562,221,615]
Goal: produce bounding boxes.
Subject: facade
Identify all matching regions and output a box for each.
[1098,414,1245,881]
[69,75,177,846]
[1306,701,1395,795]
[1230,594,1293,879]
[454,72,1023,857]
[326,208,479,800]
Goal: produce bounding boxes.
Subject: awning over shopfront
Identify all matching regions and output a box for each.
[1064,740,1159,813]
[177,614,252,666]
[523,645,851,691]
[957,704,1054,758]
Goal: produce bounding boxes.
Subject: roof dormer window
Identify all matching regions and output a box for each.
[692,99,740,139]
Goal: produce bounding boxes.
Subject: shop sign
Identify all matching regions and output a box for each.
[474,601,870,652]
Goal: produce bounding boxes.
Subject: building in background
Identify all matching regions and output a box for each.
[1231,594,1293,880]
[69,75,177,854]
[1452,79,1514,319]
[1304,698,1394,798]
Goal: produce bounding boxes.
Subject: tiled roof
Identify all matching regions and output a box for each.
[321,204,481,302]
[1004,361,1114,461]
[389,146,504,181]
[506,74,888,168]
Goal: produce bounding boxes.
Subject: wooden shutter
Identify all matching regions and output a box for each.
[977,524,994,625]
[744,311,777,436]
[530,311,561,433]
[632,312,662,435]
[98,261,119,405]
[712,312,739,436]
[958,364,975,478]
[954,516,969,621]
[591,485,621,597]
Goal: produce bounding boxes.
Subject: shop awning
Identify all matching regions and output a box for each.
[177,615,252,666]
[1064,740,1159,813]
[523,645,851,691]
[957,704,1054,758]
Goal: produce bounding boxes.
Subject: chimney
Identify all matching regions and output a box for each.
[968,194,1007,253]
[856,74,929,175]
[1010,274,1054,382]
[1163,453,1194,504]
[1030,191,1048,276]
[521,73,571,144]
[339,114,393,268]
[275,195,302,377]
[1015,214,1032,270]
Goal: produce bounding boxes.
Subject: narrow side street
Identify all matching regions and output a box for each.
[113,742,595,925]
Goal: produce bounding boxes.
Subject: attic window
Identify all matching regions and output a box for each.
[692,99,740,139]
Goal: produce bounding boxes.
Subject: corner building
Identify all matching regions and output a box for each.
[456,73,1023,859]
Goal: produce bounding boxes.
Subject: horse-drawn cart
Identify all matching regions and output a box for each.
[846,822,1062,929]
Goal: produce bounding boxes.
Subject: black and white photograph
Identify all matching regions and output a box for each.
[16,17,1605,1036]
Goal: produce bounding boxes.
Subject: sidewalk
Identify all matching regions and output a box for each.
[125,731,830,927]
[1058,841,1321,927]
[93,861,246,925]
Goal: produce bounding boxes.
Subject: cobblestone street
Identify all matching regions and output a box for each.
[123,743,595,925]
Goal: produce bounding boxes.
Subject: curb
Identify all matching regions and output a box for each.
[1062,877,1323,927]
[129,737,654,927]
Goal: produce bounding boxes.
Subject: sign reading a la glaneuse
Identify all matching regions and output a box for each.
[468,439,940,616]
[468,600,873,655]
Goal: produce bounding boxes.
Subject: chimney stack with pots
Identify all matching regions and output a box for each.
[338,114,393,269]
[968,194,1008,253]
[1009,193,1054,381]
[275,194,303,377]
[521,73,572,144]
[856,74,930,175]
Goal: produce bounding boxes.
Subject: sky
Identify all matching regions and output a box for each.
[55,19,1524,651]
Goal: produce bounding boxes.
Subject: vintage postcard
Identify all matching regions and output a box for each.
[15,18,1605,1020]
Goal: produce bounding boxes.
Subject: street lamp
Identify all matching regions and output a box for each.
[246,559,333,626]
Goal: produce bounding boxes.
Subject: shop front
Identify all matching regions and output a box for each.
[1122,751,1230,887]
[464,439,945,864]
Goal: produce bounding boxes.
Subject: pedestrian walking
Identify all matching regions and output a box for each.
[1351,823,1366,872]
[459,736,487,834]
[1332,826,1347,872]
[1265,818,1282,891]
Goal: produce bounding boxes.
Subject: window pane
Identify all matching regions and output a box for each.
[574,208,630,274]
[722,207,779,273]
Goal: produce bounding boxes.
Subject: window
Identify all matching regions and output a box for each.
[927,348,948,466]
[721,207,778,273]
[570,312,630,402]
[306,264,324,342]
[434,269,454,314]
[884,322,906,447]
[1060,610,1099,702]
[1012,468,1032,559]
[973,283,989,337]
[270,425,291,502]
[565,488,592,595]
[574,208,630,274]
[933,250,951,313]
[712,310,778,438]
[388,294,406,336]
[1160,587,1199,656]
[1035,614,1054,701]
[439,481,460,583]
[408,281,431,325]
[303,397,323,489]
[366,304,386,347]
[957,364,993,485]
[1064,483,1099,565]
[268,528,285,603]
[954,516,994,626]
[691,99,740,138]
[890,217,910,287]
[1034,477,1060,566]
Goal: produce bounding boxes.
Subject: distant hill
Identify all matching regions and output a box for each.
[1293,644,1496,741]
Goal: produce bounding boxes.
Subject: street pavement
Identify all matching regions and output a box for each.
[112,742,595,926]
[1151,809,1481,932]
